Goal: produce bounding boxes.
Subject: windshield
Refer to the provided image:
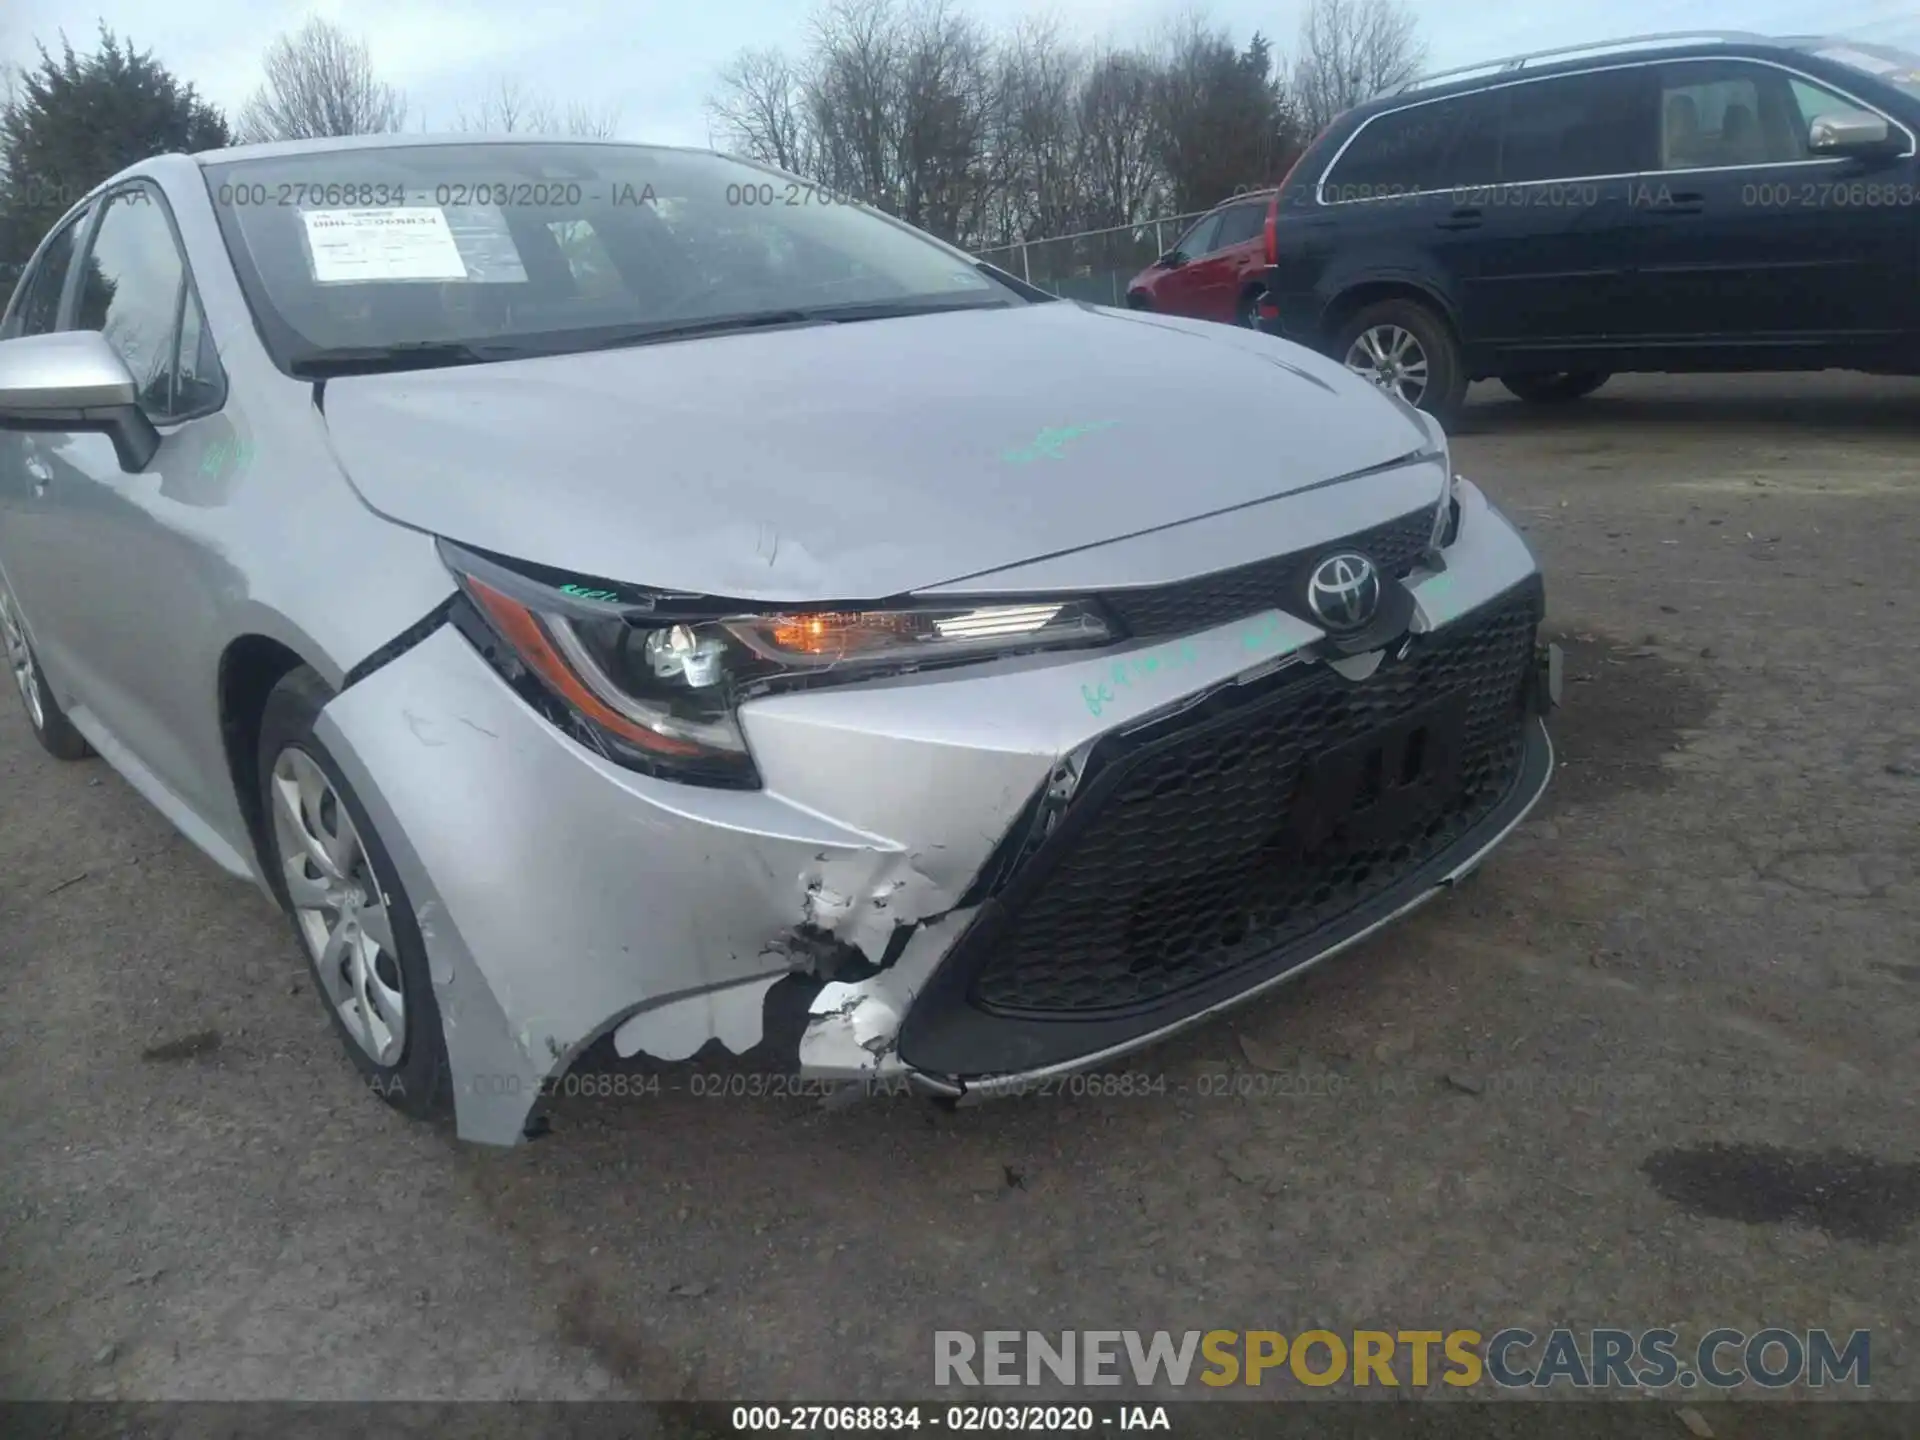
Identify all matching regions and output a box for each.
[1797,40,1920,100]
[204,142,1023,372]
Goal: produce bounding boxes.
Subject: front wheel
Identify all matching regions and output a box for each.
[1501,371,1611,403]
[258,666,450,1121]
[1331,298,1467,427]
[0,583,92,760]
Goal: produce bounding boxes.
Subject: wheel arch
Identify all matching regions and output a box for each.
[1321,278,1461,351]
[216,599,455,886]
[218,634,323,885]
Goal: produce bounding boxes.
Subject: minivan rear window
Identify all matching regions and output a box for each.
[1322,101,1462,200]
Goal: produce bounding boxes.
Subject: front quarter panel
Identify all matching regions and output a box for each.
[37,159,461,878]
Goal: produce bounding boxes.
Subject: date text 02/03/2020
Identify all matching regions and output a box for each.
[728,1405,1171,1432]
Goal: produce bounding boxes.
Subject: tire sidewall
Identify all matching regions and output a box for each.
[2,589,93,760]
[257,667,450,1121]
[1335,299,1466,426]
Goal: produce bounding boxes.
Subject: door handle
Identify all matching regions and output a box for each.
[1436,207,1483,230]
[1656,191,1705,215]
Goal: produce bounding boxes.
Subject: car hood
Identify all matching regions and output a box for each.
[321,301,1429,602]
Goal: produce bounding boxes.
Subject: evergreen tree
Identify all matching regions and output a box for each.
[0,26,230,274]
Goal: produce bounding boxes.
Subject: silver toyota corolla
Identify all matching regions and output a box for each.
[0,136,1560,1144]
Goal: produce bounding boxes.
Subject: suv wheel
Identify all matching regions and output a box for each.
[1125,290,1152,310]
[0,583,92,760]
[1332,298,1467,426]
[1236,287,1265,329]
[1501,371,1611,403]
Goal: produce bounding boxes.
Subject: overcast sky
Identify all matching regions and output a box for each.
[4,0,1918,149]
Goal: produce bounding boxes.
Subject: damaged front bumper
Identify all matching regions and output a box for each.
[315,477,1554,1144]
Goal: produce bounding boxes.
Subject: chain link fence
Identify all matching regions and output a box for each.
[974,210,1210,306]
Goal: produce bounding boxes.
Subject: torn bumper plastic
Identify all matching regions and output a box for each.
[312,476,1547,1144]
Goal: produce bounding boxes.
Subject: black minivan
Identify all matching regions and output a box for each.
[1258,32,1920,423]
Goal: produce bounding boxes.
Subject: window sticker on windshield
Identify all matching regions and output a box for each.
[301,207,469,283]
[439,205,530,283]
[1816,47,1901,76]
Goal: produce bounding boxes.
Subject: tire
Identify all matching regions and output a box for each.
[0,583,93,761]
[1331,297,1467,427]
[1125,290,1152,310]
[257,665,450,1121]
[1501,371,1611,403]
[1236,287,1265,329]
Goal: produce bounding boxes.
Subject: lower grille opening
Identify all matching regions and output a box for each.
[966,582,1542,1018]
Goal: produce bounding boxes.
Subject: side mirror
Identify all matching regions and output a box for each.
[1156,252,1186,270]
[0,330,159,473]
[1808,111,1896,157]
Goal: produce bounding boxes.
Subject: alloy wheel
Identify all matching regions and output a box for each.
[1343,324,1430,405]
[0,588,44,732]
[268,746,406,1066]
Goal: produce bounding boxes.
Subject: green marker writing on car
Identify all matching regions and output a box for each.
[1003,420,1118,465]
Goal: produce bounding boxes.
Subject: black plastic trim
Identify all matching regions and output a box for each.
[897,575,1548,1078]
[341,596,456,690]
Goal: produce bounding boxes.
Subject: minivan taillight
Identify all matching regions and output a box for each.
[1264,125,1329,265]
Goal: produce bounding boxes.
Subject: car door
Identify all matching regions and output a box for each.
[1448,65,1657,360]
[1626,58,1917,349]
[31,180,236,820]
[1190,200,1269,321]
[1151,210,1223,315]
[0,204,95,701]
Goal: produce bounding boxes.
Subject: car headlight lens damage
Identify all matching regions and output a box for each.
[440,541,1114,787]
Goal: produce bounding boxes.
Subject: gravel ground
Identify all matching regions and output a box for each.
[3,372,1918,1420]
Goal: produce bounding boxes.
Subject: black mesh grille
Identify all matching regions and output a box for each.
[1098,507,1434,639]
[969,583,1541,1016]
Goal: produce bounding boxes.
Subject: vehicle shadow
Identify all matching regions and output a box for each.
[1455,372,1920,441]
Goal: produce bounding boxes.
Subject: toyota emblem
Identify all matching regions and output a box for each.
[1306,552,1382,631]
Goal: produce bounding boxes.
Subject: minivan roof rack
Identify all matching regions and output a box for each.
[1388,31,1778,96]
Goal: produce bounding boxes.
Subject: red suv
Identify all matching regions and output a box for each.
[1125,189,1279,327]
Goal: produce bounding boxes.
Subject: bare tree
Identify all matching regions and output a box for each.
[1153,19,1295,216]
[704,0,1382,253]
[452,79,622,137]
[709,49,809,171]
[563,102,622,139]
[987,19,1084,244]
[236,17,407,142]
[455,76,558,134]
[802,0,903,206]
[1291,0,1426,131]
[1076,49,1161,230]
[892,0,993,237]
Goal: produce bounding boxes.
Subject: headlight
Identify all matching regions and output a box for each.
[440,541,1115,788]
